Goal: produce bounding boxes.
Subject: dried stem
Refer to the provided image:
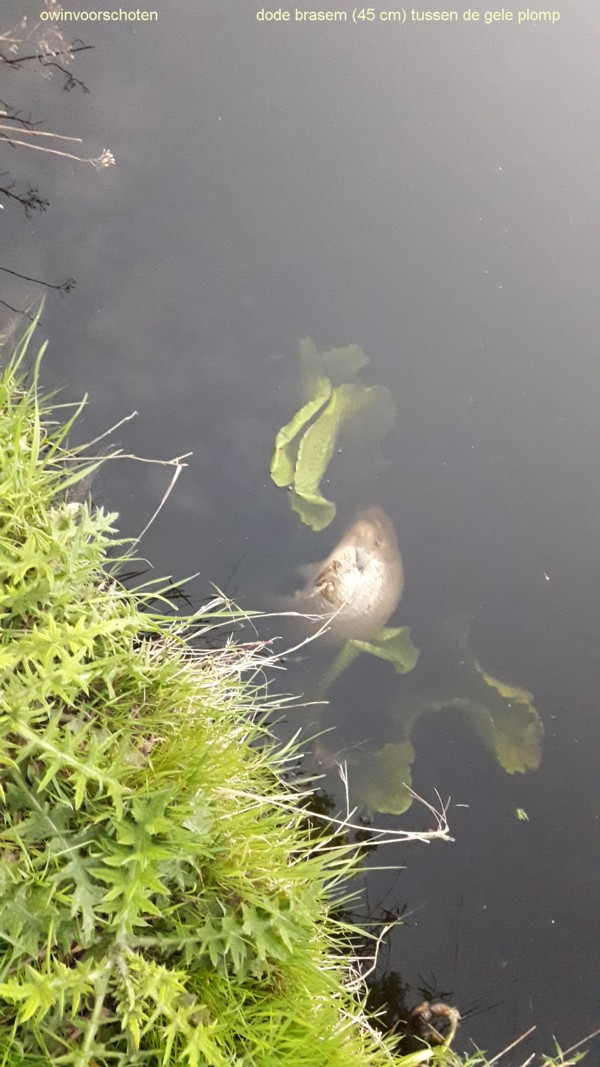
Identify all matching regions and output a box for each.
[0,134,114,168]
[0,120,82,144]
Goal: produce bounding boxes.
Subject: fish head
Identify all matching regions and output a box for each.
[292,506,404,641]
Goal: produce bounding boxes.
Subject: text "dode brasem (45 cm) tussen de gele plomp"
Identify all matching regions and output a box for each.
[256,6,561,26]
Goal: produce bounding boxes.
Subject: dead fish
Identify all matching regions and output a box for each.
[290,506,404,642]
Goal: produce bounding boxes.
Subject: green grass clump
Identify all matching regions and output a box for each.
[0,319,411,1066]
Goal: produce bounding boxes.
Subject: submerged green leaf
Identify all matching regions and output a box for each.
[349,626,420,674]
[270,375,332,487]
[289,487,337,531]
[291,383,395,531]
[391,617,543,778]
[424,690,542,775]
[449,687,542,774]
[299,338,370,393]
[474,668,542,772]
[322,626,419,690]
[439,620,543,774]
[353,741,415,816]
[271,340,396,530]
[341,618,543,816]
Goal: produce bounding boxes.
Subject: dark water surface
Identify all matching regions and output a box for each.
[2,0,599,1055]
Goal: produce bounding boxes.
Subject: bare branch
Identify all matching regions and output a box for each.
[0,43,93,68]
[0,175,49,216]
[0,133,114,168]
[0,121,83,144]
[0,266,75,296]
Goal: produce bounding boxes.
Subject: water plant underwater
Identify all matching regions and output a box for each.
[270,337,396,533]
[0,317,460,1066]
[330,615,543,817]
[270,341,543,815]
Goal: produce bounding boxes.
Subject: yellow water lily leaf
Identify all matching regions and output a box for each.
[322,626,419,690]
[353,741,415,815]
[456,640,542,773]
[299,338,369,394]
[480,669,534,706]
[397,619,543,775]
[290,382,394,531]
[289,488,337,532]
[270,376,332,487]
[456,685,543,774]
[270,340,396,530]
[350,626,420,674]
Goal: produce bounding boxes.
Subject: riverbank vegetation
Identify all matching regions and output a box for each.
[0,318,454,1065]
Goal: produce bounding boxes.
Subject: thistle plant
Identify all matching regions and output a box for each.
[0,318,445,1067]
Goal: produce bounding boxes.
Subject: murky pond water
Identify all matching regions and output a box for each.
[2,0,599,1055]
